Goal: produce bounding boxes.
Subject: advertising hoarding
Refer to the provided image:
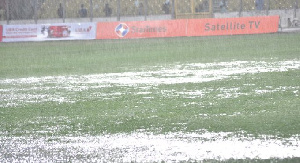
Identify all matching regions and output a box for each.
[2,23,96,42]
[187,16,279,36]
[97,20,187,39]
[96,16,279,39]
[1,16,279,42]
[0,25,2,42]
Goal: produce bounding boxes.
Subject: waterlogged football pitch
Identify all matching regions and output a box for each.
[0,33,300,162]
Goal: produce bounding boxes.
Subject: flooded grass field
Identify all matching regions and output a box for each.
[0,33,300,162]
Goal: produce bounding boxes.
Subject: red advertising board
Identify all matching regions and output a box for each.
[0,25,3,42]
[96,19,187,39]
[96,16,279,39]
[187,16,279,36]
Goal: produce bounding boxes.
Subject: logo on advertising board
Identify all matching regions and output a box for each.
[115,23,129,37]
[42,25,71,38]
[75,26,92,33]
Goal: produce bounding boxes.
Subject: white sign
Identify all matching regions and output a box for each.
[2,23,96,42]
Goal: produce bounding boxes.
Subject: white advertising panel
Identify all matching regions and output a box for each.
[2,23,96,42]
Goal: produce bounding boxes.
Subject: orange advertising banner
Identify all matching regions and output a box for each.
[97,16,279,39]
[187,16,279,36]
[96,19,187,39]
[0,25,3,42]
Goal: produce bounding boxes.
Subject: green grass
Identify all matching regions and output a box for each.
[1,33,300,161]
[0,33,299,78]
[1,70,299,137]
[1,33,300,138]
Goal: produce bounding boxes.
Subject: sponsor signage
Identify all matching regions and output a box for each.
[187,16,279,36]
[96,16,279,39]
[3,24,38,41]
[1,16,279,42]
[2,23,96,42]
[96,20,187,39]
[0,25,2,42]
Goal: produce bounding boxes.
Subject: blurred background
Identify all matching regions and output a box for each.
[0,0,299,27]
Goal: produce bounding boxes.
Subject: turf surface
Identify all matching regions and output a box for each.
[0,33,299,161]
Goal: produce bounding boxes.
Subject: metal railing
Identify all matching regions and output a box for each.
[0,0,298,24]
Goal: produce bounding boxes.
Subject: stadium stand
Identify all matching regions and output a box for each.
[37,0,297,19]
[39,0,170,19]
[269,0,296,10]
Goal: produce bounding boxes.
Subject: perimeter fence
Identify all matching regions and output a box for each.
[0,0,299,25]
